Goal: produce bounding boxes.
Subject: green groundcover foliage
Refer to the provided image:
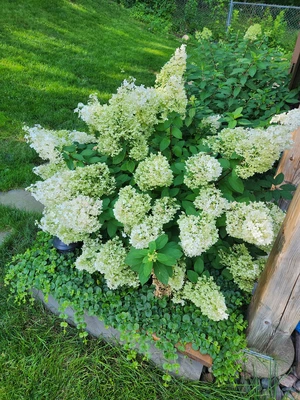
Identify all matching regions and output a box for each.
[5,26,299,384]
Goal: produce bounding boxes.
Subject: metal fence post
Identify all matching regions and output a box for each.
[226,0,234,30]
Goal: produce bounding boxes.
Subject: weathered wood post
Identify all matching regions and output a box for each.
[245,128,300,376]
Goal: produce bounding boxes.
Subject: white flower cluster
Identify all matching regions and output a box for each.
[129,216,163,249]
[75,238,101,273]
[28,163,115,208]
[195,27,213,42]
[184,152,223,189]
[33,162,68,180]
[24,125,71,163]
[134,153,173,191]
[243,24,262,41]
[206,125,292,178]
[113,185,152,228]
[152,197,180,224]
[168,260,186,291]
[219,244,266,293]
[226,201,284,247]
[178,214,219,257]
[194,185,229,218]
[24,125,96,163]
[39,195,102,244]
[201,114,222,134]
[128,197,179,248]
[270,108,300,133]
[94,238,139,289]
[155,45,187,120]
[75,46,187,161]
[179,276,228,321]
[114,187,179,249]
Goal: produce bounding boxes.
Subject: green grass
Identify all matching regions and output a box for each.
[0,0,178,190]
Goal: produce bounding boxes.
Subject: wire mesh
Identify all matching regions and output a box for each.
[227,2,300,31]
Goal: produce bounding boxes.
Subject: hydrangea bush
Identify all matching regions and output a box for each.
[23,43,299,325]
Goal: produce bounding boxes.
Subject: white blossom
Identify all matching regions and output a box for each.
[134,153,173,191]
[184,152,222,189]
[219,244,265,293]
[94,238,139,289]
[226,201,281,247]
[178,214,219,257]
[194,185,229,218]
[39,195,102,244]
[182,276,228,321]
[129,216,163,249]
[113,185,151,228]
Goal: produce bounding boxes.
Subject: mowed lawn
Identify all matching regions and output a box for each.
[0,0,178,190]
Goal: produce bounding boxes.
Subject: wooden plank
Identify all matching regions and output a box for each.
[151,333,213,368]
[289,33,300,90]
[275,127,300,211]
[247,184,300,357]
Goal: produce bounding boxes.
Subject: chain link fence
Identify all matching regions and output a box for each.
[227,1,300,31]
[171,0,300,49]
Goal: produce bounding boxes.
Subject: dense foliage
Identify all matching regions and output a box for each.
[186,28,299,127]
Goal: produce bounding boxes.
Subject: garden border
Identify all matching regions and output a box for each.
[32,289,208,381]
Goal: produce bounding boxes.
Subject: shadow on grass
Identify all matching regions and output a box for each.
[0,0,178,135]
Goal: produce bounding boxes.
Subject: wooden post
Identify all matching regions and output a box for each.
[245,128,300,376]
[275,127,300,211]
[247,184,300,349]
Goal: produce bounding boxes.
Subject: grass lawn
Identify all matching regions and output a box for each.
[0,0,178,191]
[0,1,266,398]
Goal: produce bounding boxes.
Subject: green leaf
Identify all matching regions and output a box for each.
[107,222,117,238]
[182,201,197,216]
[169,188,179,197]
[185,116,193,127]
[173,174,184,186]
[228,171,244,194]
[160,242,182,259]
[157,253,177,266]
[280,184,295,191]
[153,263,170,285]
[273,173,284,185]
[240,75,247,86]
[218,158,230,169]
[148,241,156,252]
[63,145,77,153]
[233,107,243,118]
[189,108,196,118]
[160,137,171,152]
[173,145,182,157]
[233,86,241,97]
[88,156,104,164]
[112,148,126,164]
[187,270,199,283]
[172,126,182,139]
[249,65,257,77]
[155,234,169,250]
[66,159,75,170]
[222,268,233,280]
[173,116,183,128]
[194,257,204,274]
[280,191,293,200]
[125,248,148,266]
[139,261,153,285]
[156,119,172,131]
[81,149,97,157]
